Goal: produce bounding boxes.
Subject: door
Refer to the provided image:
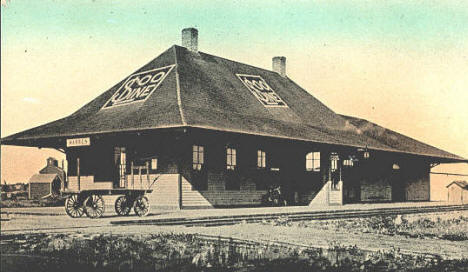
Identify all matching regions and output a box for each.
[391,171,405,202]
[342,161,360,204]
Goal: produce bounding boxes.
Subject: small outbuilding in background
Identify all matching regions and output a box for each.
[28,157,65,199]
[446,180,468,204]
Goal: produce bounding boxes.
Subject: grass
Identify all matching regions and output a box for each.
[287,213,468,241]
[1,232,467,271]
[0,197,64,208]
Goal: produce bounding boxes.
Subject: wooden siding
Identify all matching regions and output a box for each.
[146,174,180,209]
[29,183,51,199]
[447,185,468,204]
[67,176,113,191]
[328,181,343,205]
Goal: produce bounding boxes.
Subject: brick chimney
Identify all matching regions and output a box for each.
[272,56,286,77]
[182,28,198,52]
[47,157,58,167]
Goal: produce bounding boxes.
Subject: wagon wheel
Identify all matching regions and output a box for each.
[84,194,105,219]
[133,196,150,217]
[64,194,84,218]
[115,195,131,216]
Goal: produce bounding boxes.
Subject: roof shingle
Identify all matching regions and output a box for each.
[2,45,466,162]
[29,173,58,184]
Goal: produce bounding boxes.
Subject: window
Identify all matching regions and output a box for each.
[343,159,353,167]
[306,152,320,172]
[151,158,158,170]
[226,147,237,170]
[257,150,266,169]
[330,153,339,172]
[192,145,204,171]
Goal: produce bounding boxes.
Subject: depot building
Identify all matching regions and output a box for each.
[2,28,467,209]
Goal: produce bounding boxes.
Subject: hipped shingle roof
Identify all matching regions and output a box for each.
[2,45,466,162]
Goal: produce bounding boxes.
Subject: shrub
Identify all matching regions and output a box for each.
[294,213,468,242]
[2,233,466,272]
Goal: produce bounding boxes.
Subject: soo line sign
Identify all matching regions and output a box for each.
[237,74,288,107]
[102,65,175,109]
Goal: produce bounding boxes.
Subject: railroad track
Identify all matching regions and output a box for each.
[111,204,468,227]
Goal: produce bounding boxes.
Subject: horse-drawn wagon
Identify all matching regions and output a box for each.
[62,162,159,219]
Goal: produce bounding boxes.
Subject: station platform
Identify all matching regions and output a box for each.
[1,201,467,233]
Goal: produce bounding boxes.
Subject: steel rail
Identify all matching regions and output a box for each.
[111,204,468,227]
[430,172,468,177]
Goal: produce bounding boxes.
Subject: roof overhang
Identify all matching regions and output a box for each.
[188,126,468,163]
[3,125,467,163]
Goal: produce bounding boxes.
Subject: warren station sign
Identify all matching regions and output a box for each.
[66,137,91,147]
[102,65,175,109]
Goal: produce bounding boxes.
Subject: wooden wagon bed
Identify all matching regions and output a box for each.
[61,173,160,219]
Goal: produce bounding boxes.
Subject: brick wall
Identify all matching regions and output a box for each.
[405,176,430,201]
[181,171,266,208]
[403,162,430,201]
[360,178,392,202]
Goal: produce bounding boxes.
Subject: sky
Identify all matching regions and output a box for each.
[1,0,467,198]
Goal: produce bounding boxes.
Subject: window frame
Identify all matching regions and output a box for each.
[330,152,339,172]
[257,149,266,169]
[226,147,237,171]
[306,151,321,172]
[343,159,354,167]
[151,158,158,170]
[192,145,204,171]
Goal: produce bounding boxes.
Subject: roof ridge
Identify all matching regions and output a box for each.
[172,45,187,125]
[339,114,465,160]
[284,77,364,132]
[172,45,278,75]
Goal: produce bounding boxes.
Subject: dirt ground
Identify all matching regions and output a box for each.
[1,208,467,260]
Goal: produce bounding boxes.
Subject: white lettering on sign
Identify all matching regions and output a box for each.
[236,74,288,107]
[66,137,91,147]
[102,65,175,109]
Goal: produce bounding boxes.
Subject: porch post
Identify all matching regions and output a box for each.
[61,159,65,191]
[77,157,80,191]
[178,174,182,210]
[146,161,150,188]
[131,161,134,189]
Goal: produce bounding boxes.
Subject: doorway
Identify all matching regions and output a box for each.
[114,147,127,188]
[391,171,405,202]
[342,164,361,203]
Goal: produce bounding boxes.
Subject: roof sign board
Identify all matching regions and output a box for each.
[66,137,90,147]
[236,74,288,107]
[102,65,175,109]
